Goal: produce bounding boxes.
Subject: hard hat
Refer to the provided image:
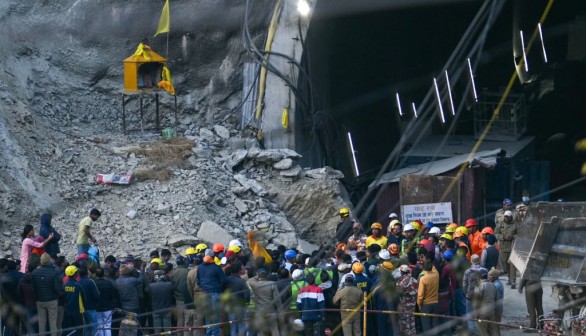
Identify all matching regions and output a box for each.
[65,265,78,277]
[504,210,513,217]
[442,250,454,260]
[388,243,400,255]
[339,208,350,216]
[403,223,415,232]
[185,247,196,255]
[418,239,430,246]
[425,222,434,230]
[411,221,421,232]
[429,227,441,235]
[455,226,468,235]
[503,198,513,206]
[228,245,241,253]
[292,269,304,281]
[389,220,401,228]
[284,249,298,260]
[371,222,383,230]
[465,219,478,227]
[151,258,164,266]
[440,233,453,240]
[481,227,494,235]
[212,243,225,253]
[445,224,458,233]
[195,243,208,253]
[378,249,391,260]
[229,239,243,248]
[352,262,364,274]
[380,261,395,271]
[453,231,465,238]
[388,212,399,219]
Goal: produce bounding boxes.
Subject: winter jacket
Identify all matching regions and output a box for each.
[115,271,144,311]
[248,276,281,312]
[31,265,62,302]
[18,273,36,308]
[417,267,439,307]
[95,277,118,312]
[354,273,372,293]
[225,274,251,306]
[171,265,189,301]
[296,284,325,321]
[39,213,61,257]
[79,276,100,311]
[1,270,23,303]
[147,280,175,312]
[196,262,226,294]
[63,279,87,314]
[333,284,363,310]
[481,245,499,270]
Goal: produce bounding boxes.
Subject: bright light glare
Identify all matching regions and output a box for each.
[433,77,446,124]
[445,71,456,115]
[411,102,418,118]
[538,23,548,63]
[347,132,360,176]
[395,93,403,116]
[297,0,310,17]
[520,30,529,72]
[467,58,478,102]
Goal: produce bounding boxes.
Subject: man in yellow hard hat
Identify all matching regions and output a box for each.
[366,222,388,249]
[336,208,355,243]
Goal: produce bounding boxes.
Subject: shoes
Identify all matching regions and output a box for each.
[511,284,517,289]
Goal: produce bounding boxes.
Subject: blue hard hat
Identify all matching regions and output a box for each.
[503,198,513,206]
[425,222,434,230]
[442,250,454,260]
[285,249,298,260]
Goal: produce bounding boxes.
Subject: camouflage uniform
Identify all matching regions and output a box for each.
[346,233,367,252]
[494,218,519,285]
[397,274,418,336]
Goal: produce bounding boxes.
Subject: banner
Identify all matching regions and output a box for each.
[401,202,453,224]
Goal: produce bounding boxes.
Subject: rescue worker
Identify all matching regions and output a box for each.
[401,223,417,264]
[516,191,531,222]
[62,266,87,336]
[336,208,355,244]
[519,279,544,331]
[494,198,520,229]
[387,220,405,247]
[473,270,498,336]
[365,222,387,249]
[494,210,518,288]
[466,219,484,257]
[332,275,362,336]
[397,264,418,336]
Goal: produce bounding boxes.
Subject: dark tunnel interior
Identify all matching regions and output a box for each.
[296,0,586,203]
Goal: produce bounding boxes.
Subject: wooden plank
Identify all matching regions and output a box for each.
[399,174,460,223]
[523,216,560,281]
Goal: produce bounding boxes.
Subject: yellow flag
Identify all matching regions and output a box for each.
[247,231,273,263]
[155,0,170,36]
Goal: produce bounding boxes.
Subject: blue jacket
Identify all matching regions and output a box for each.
[31,265,62,302]
[196,262,226,294]
[79,277,100,311]
[39,213,61,257]
[296,284,325,321]
[115,272,144,311]
[354,273,372,293]
[63,279,87,314]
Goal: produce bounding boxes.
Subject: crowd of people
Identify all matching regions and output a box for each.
[0,199,542,336]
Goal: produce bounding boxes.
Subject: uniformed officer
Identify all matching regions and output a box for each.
[494,198,520,229]
[494,210,518,288]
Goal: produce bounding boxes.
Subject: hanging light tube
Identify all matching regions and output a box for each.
[347,132,360,177]
[433,77,446,123]
[538,23,548,63]
[395,93,403,116]
[520,30,529,72]
[467,58,478,102]
[445,71,456,115]
[411,102,418,118]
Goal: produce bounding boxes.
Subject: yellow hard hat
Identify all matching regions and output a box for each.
[411,221,421,232]
[440,233,454,241]
[185,247,196,255]
[65,265,78,277]
[371,222,383,230]
[455,226,469,235]
[228,245,241,253]
[195,243,208,254]
[389,220,401,228]
[445,223,458,233]
[339,208,350,216]
[352,262,364,274]
[453,231,465,238]
[151,258,164,266]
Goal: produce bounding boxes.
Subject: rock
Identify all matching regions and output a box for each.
[280,165,302,177]
[232,186,249,195]
[166,234,199,247]
[255,150,285,163]
[3,231,10,237]
[247,147,261,158]
[234,174,267,196]
[277,148,302,159]
[126,210,137,219]
[272,232,298,248]
[155,203,172,215]
[197,221,234,248]
[225,137,246,150]
[273,158,293,170]
[213,125,230,140]
[3,240,10,251]
[227,149,248,170]
[199,128,216,142]
[112,146,140,155]
[234,199,249,214]
[305,166,345,179]
[297,239,320,253]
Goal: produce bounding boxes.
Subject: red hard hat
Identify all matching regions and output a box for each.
[465,219,478,227]
[212,243,225,253]
[481,227,494,235]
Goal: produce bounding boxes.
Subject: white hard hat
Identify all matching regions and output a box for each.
[229,239,243,248]
[378,249,391,260]
[429,226,441,235]
[389,212,399,219]
[403,223,415,232]
[504,210,513,217]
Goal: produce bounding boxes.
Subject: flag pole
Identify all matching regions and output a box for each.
[166,32,169,60]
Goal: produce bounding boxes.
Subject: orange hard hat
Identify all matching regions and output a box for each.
[352,262,364,274]
[465,219,478,227]
[481,227,494,235]
[371,222,383,230]
[212,243,225,253]
[388,243,400,255]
